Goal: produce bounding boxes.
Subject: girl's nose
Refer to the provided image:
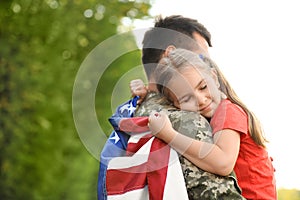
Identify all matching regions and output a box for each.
[195,91,207,105]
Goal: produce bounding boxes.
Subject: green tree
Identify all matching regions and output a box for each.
[0,0,151,199]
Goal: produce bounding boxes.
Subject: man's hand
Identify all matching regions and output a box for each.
[130,79,148,104]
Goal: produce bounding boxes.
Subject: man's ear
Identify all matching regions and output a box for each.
[163,45,176,57]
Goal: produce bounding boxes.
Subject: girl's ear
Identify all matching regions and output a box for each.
[163,45,176,57]
[210,68,220,88]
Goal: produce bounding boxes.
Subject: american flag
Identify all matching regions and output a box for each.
[98,96,140,200]
[105,117,189,200]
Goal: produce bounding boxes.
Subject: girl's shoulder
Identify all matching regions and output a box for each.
[211,99,248,135]
[219,99,246,117]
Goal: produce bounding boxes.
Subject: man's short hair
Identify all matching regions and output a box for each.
[142,15,212,79]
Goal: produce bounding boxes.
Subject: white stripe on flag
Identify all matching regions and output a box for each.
[108,137,154,169]
[128,131,151,144]
[108,187,149,200]
[163,148,189,200]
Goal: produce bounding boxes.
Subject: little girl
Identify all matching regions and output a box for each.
[131,49,277,199]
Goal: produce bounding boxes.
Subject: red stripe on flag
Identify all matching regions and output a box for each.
[147,138,170,200]
[126,134,153,156]
[106,163,148,195]
[119,117,149,133]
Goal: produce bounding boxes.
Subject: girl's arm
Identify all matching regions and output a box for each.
[130,79,148,104]
[148,111,240,176]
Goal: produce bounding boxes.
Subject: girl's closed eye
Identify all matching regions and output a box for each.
[195,79,208,91]
[200,84,207,90]
[199,81,207,90]
[180,95,191,103]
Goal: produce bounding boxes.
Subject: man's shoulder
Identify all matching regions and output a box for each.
[134,92,174,116]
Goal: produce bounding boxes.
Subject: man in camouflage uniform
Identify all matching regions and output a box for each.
[100,15,245,199]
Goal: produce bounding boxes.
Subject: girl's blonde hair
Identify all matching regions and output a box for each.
[154,48,268,147]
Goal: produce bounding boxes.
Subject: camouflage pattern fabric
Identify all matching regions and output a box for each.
[134,92,245,200]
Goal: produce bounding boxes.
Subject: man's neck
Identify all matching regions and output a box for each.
[147,77,158,92]
[147,82,158,92]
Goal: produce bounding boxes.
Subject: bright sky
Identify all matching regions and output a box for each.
[133,0,300,189]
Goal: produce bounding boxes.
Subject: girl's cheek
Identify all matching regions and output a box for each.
[182,104,198,112]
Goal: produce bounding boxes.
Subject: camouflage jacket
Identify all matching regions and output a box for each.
[134,92,245,200]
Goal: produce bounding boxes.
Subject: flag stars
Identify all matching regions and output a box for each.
[110,131,120,144]
[127,101,136,116]
[119,100,136,116]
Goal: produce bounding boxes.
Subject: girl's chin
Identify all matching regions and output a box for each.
[201,110,214,118]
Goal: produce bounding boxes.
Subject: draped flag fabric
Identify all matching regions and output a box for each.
[106,118,189,200]
[98,96,139,200]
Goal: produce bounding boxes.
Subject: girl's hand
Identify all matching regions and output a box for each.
[130,79,148,104]
[148,111,176,142]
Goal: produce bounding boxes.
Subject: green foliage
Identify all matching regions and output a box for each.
[278,188,300,200]
[96,49,147,135]
[0,0,151,199]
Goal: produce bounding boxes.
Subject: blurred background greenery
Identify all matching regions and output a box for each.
[0,0,150,199]
[0,0,299,199]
